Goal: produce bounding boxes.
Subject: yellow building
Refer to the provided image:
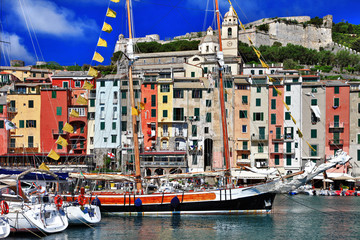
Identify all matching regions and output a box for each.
[0,66,51,82]
[157,74,173,150]
[8,84,42,153]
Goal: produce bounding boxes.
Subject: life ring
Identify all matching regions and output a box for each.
[0,200,9,215]
[77,194,86,206]
[54,195,63,208]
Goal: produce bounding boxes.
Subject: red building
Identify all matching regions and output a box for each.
[324,80,350,173]
[0,90,8,156]
[141,75,158,152]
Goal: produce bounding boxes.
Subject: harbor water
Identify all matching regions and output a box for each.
[8,195,360,240]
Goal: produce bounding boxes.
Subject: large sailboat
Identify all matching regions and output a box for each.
[64,0,351,215]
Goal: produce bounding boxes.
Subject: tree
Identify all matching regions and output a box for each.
[351,38,360,52]
[283,59,298,69]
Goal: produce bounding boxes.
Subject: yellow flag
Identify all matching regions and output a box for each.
[88,67,98,78]
[297,128,303,138]
[106,8,117,18]
[83,81,94,90]
[282,100,290,111]
[97,38,107,47]
[56,136,68,148]
[273,86,282,96]
[306,141,316,152]
[139,102,145,110]
[62,122,74,134]
[111,0,120,2]
[247,36,253,45]
[290,113,297,124]
[76,96,88,105]
[70,109,80,117]
[268,75,275,82]
[102,22,113,33]
[47,149,60,161]
[131,107,139,116]
[240,21,246,31]
[93,52,104,63]
[252,47,261,59]
[260,59,269,69]
[39,162,50,171]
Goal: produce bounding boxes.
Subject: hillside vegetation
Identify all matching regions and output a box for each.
[332,21,360,52]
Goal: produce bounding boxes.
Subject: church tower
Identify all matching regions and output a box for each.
[221,6,239,56]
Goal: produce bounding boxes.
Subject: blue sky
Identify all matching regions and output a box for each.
[1,0,359,67]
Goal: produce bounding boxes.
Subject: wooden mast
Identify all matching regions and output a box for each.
[215,0,230,171]
[126,0,142,191]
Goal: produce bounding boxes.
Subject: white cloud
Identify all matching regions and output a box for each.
[11,0,97,37]
[2,32,36,65]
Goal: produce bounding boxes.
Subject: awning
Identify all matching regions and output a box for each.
[310,106,321,119]
[328,173,354,180]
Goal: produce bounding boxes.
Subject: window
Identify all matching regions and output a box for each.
[100,92,105,104]
[173,89,183,98]
[310,145,318,156]
[100,107,105,119]
[57,144,62,150]
[242,125,247,133]
[100,81,105,87]
[253,112,264,121]
[121,91,127,99]
[271,99,276,109]
[225,93,228,102]
[111,135,117,143]
[206,112,211,122]
[256,98,261,106]
[286,85,291,91]
[160,84,170,92]
[206,100,212,107]
[163,110,168,118]
[122,106,127,116]
[285,96,291,105]
[358,134,360,144]
[243,141,248,150]
[205,127,209,134]
[259,70,263,75]
[26,120,36,128]
[239,110,247,118]
[285,112,291,120]
[135,90,139,99]
[192,90,202,98]
[191,72,195,77]
[334,98,339,107]
[204,67,208,73]
[271,114,276,125]
[274,143,279,153]
[28,136,34,148]
[257,87,261,93]
[173,108,184,121]
[258,143,264,153]
[56,107,62,116]
[227,27,232,36]
[242,96,248,104]
[163,95,168,103]
[151,84,155,90]
[358,119,360,127]
[63,82,69,88]
[80,126,84,133]
[112,122,116,130]
[311,99,317,106]
[52,91,57,98]
[312,87,317,93]
[75,81,81,88]
[151,95,156,107]
[272,88,277,97]
[251,70,255,75]
[122,81,128,86]
[0,105,2,114]
[113,80,118,86]
[151,109,156,117]
[100,122,105,130]
[19,120,24,128]
[90,99,95,107]
[358,150,360,161]
[28,100,34,108]
[311,129,317,138]
[275,155,280,165]
[194,108,200,121]
[121,121,127,131]
[104,138,107,143]
[286,155,291,166]
[334,86,339,94]
[144,98,147,103]
[192,125,197,137]
[113,107,118,119]
[0,120,3,129]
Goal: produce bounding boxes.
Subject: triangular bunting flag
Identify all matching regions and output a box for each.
[111,0,120,2]
[139,102,145,110]
[88,67,99,78]
[247,36,253,45]
[290,113,297,124]
[131,107,139,116]
[252,47,261,59]
[70,109,80,117]
[62,122,74,134]
[93,52,104,63]
[97,38,107,47]
[260,59,269,69]
[47,149,60,161]
[39,162,50,171]
[282,100,290,111]
[56,136,68,148]
[306,141,316,152]
[106,8,117,18]
[76,96,88,105]
[268,75,275,82]
[297,128,303,138]
[102,22,113,33]
[83,81,94,90]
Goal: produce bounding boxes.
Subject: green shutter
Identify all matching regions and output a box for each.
[52,91,57,98]
[311,99,317,106]
[286,155,291,165]
[192,125,197,137]
[151,109,156,117]
[194,108,200,120]
[334,86,339,94]
[0,120,3,129]
[0,105,3,113]
[19,120,24,128]
[121,91,126,99]
[311,129,317,138]
[334,98,339,107]
[58,121,63,133]
[358,150,360,161]
[100,122,105,130]
[275,155,279,165]
[206,112,211,122]
[56,107,62,116]
[285,96,291,105]
[90,99,95,107]
[272,88,277,97]
[285,112,290,120]
[151,95,156,107]
[271,99,276,109]
[256,98,261,106]
[57,144,62,150]
[271,114,276,125]
[112,122,116,130]
[163,110,168,118]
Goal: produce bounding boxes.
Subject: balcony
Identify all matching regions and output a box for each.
[52,129,67,136]
[236,147,250,153]
[329,122,344,129]
[236,159,251,166]
[141,161,186,167]
[8,144,39,153]
[272,134,284,142]
[251,134,268,141]
[7,107,17,113]
[284,135,294,141]
[270,148,282,154]
[283,148,295,154]
[189,149,203,155]
[329,139,344,146]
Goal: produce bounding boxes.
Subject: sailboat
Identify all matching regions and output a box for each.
[62,0,352,215]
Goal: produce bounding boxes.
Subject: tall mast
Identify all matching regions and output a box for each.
[215,0,230,171]
[126,0,142,191]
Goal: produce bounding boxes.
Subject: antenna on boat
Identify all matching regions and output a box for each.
[214,0,231,176]
[126,0,142,191]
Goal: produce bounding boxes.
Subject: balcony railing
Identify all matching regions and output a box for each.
[329,122,344,128]
[236,159,251,166]
[329,139,344,145]
[189,149,203,155]
[8,107,17,113]
[251,134,268,141]
[141,161,186,167]
[52,129,67,136]
[8,144,39,153]
[272,134,284,141]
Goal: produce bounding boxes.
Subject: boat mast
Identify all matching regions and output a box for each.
[126,0,142,191]
[215,0,230,171]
